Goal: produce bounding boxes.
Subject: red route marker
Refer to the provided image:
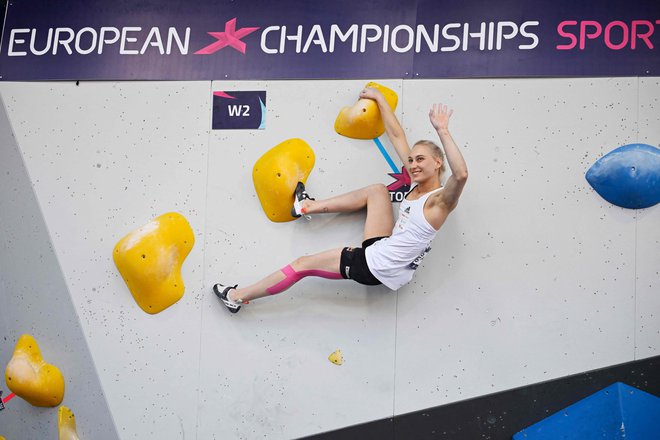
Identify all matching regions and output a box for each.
[1,391,15,410]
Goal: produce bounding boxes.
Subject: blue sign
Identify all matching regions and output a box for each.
[212,91,266,130]
[0,0,658,80]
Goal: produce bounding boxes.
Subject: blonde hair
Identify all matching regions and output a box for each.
[413,140,445,177]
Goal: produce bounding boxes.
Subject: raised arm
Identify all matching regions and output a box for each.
[429,103,468,209]
[359,87,412,174]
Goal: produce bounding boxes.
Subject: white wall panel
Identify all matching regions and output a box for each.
[394,78,639,414]
[636,78,660,360]
[199,80,400,439]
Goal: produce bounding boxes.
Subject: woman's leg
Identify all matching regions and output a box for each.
[228,248,344,303]
[216,185,395,310]
[303,183,395,241]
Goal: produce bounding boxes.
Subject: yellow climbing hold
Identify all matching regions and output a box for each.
[334,81,398,139]
[328,349,343,366]
[253,138,316,222]
[58,406,81,440]
[5,334,65,407]
[113,212,194,314]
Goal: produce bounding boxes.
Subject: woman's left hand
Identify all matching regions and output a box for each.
[429,103,453,131]
[359,87,383,102]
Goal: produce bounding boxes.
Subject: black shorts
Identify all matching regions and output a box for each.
[340,236,387,286]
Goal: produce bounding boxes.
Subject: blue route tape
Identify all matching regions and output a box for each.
[373,137,399,173]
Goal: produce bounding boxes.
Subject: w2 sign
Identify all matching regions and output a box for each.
[212,91,267,130]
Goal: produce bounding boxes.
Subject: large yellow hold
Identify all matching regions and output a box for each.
[113,212,194,314]
[5,334,65,407]
[253,138,315,222]
[58,406,81,440]
[334,82,398,139]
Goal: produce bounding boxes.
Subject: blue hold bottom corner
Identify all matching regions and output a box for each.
[513,382,660,439]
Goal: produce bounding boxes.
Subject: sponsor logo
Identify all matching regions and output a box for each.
[195,18,260,55]
[386,165,411,202]
[5,16,660,59]
[408,246,431,270]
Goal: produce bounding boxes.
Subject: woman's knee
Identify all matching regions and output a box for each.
[367,183,390,200]
[291,249,342,273]
[291,256,309,271]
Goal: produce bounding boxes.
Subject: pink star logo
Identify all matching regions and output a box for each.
[387,166,411,191]
[195,18,260,55]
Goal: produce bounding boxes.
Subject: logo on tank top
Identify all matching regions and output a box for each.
[396,204,411,231]
[408,246,431,270]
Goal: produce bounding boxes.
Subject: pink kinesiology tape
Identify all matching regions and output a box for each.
[266,264,343,294]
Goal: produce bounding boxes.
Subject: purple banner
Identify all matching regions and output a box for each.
[0,0,658,81]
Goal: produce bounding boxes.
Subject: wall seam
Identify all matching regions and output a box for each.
[194,80,215,440]
[391,79,406,421]
[392,289,399,419]
[633,77,640,361]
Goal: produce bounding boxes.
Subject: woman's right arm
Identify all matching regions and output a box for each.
[360,87,412,174]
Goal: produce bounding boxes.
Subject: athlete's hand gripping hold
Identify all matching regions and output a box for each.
[213,88,468,313]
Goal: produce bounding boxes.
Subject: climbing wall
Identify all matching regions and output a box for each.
[0,77,658,439]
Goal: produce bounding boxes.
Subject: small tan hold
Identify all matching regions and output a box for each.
[328,349,343,366]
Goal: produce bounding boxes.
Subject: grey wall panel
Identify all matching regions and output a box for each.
[0,94,118,439]
[636,78,660,360]
[394,78,639,415]
[0,82,209,439]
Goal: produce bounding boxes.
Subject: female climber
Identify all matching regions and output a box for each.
[213,87,468,313]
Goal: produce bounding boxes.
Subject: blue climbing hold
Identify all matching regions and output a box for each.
[513,382,660,439]
[585,143,660,209]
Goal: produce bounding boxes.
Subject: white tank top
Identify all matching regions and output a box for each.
[365,186,442,290]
